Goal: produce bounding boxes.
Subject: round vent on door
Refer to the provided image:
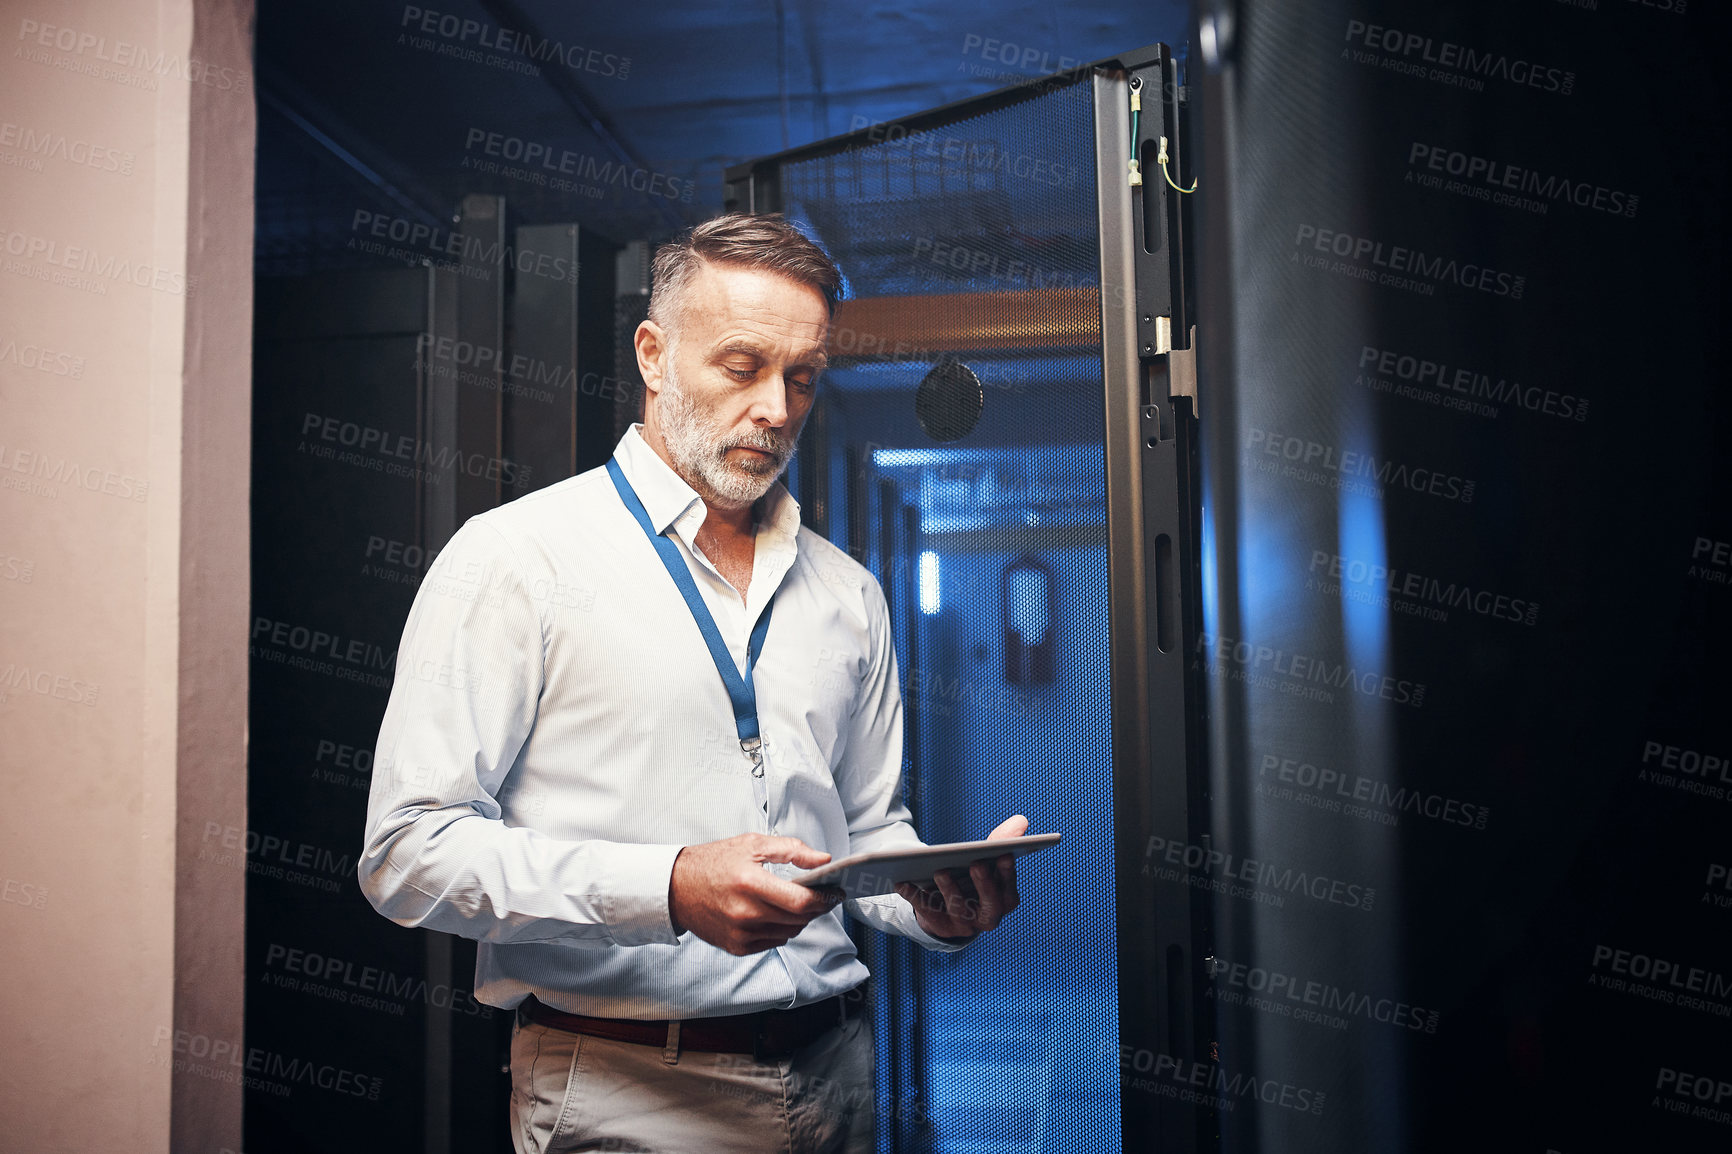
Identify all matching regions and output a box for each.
[914,359,984,443]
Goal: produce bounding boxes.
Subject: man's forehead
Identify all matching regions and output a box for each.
[710,328,829,359]
[685,263,830,342]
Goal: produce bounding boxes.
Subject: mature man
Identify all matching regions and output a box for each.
[359,213,1026,1153]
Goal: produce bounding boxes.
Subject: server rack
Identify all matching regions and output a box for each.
[725,42,1209,1154]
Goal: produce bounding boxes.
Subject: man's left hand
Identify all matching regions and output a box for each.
[895,814,1028,942]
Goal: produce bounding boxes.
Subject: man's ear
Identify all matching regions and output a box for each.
[634,320,668,399]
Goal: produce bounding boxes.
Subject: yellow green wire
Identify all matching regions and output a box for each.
[1159,137,1197,194]
[1134,81,1196,194]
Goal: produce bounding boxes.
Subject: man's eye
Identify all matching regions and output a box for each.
[726,367,756,381]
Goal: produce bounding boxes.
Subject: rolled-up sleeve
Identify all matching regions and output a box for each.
[835,581,968,953]
[358,518,681,948]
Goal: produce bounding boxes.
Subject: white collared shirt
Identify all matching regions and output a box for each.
[359,423,960,1019]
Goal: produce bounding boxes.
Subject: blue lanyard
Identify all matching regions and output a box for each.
[606,457,775,764]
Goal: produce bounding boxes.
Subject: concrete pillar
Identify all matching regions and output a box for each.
[0,1,254,1150]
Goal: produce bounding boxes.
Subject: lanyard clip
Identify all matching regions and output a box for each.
[741,735,765,777]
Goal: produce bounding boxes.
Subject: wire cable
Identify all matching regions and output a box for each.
[1158,136,1197,194]
[1128,80,1143,186]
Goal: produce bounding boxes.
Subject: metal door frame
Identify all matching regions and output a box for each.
[1093,46,1213,1154]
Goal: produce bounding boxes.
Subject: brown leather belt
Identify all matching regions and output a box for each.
[519,991,855,1061]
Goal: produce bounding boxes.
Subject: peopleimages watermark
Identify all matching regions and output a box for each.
[1689,536,1730,588]
[349,210,579,285]
[1117,1043,1327,1117]
[361,534,429,591]
[823,325,1036,395]
[415,332,634,406]
[297,410,531,488]
[0,333,85,379]
[368,754,550,814]
[1590,945,1732,1019]
[263,942,492,1018]
[1706,863,1732,912]
[2,876,49,911]
[251,614,397,690]
[1195,630,1426,708]
[1638,739,1732,803]
[311,737,375,792]
[0,550,34,585]
[15,18,249,92]
[0,443,148,502]
[0,120,133,176]
[462,129,692,201]
[1355,344,1587,424]
[1614,0,1687,16]
[1341,19,1574,95]
[1,227,196,297]
[1245,426,1475,505]
[421,542,597,615]
[197,822,353,893]
[959,33,1085,77]
[370,757,473,807]
[1206,955,1439,1034]
[695,724,849,807]
[398,6,629,80]
[911,235,1088,288]
[845,115,1081,190]
[1406,142,1636,219]
[908,235,1125,309]
[1307,548,1539,628]
[0,551,34,584]
[0,658,99,707]
[1292,223,1525,299]
[954,33,1094,93]
[1256,750,1489,831]
[708,1052,918,1127]
[150,1027,381,1101]
[1654,1066,1732,1128]
[1143,833,1377,913]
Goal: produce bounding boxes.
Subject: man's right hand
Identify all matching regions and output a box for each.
[668,834,845,956]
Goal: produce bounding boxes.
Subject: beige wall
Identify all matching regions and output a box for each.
[0,1,253,1150]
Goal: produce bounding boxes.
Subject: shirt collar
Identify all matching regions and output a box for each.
[613,424,803,549]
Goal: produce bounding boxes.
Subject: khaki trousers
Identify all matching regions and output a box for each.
[508,1007,875,1154]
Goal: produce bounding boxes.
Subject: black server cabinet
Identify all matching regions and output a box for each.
[726,43,1206,1154]
[248,202,614,1154]
[1184,3,1732,1153]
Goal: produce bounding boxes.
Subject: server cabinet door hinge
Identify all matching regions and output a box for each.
[1169,325,1198,417]
[1153,319,1198,417]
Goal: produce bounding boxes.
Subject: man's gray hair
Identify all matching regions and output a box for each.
[647,213,844,337]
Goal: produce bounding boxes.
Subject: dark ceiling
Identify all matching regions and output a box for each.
[255,0,1192,268]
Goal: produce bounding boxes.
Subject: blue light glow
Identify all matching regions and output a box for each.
[918,550,942,615]
[1008,564,1049,644]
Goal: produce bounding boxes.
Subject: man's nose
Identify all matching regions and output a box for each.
[748,373,790,427]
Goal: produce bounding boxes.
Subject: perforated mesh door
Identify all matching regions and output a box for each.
[780,77,1118,1153]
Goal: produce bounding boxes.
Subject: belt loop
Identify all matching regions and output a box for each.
[662,1020,681,1066]
[751,1013,768,1063]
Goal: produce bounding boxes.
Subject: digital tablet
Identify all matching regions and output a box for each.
[791,833,1062,899]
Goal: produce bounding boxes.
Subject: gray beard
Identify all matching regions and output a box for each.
[656,358,799,510]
